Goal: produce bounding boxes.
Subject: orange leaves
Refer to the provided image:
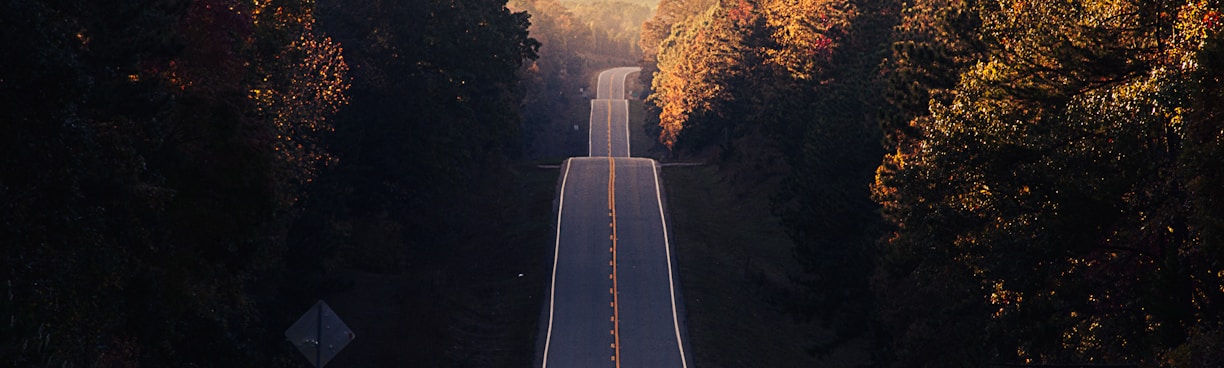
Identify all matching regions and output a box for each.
[250,14,350,192]
[645,0,856,148]
[872,151,909,217]
[875,0,1224,362]
[762,0,851,79]
[649,3,745,148]
[726,0,756,25]
[1169,1,1220,70]
[640,0,717,59]
[989,280,1024,318]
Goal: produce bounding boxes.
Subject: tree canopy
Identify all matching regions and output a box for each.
[874,1,1224,365]
[641,0,1224,365]
[1,0,538,365]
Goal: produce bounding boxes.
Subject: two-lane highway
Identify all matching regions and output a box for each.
[589,99,630,157]
[589,67,637,157]
[596,67,639,100]
[541,67,691,368]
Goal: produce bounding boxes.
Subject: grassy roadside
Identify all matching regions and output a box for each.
[628,99,661,158]
[323,160,557,368]
[637,100,868,366]
[660,164,832,367]
[438,160,559,366]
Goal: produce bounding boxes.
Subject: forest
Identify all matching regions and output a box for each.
[4,0,1223,366]
[1,0,657,365]
[641,0,1224,366]
[1,0,542,365]
[512,0,652,157]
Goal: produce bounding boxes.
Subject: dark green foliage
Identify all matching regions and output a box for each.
[873,0,1224,366]
[773,0,896,354]
[309,0,538,266]
[641,0,890,358]
[1,0,537,365]
[1,0,285,364]
[643,0,1224,366]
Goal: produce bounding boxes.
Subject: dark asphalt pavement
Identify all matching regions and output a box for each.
[589,99,630,157]
[541,67,690,368]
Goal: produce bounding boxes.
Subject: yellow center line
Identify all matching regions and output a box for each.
[607,100,614,156]
[607,98,621,367]
[610,156,620,366]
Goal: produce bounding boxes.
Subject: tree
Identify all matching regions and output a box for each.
[643,0,888,360]
[510,0,591,157]
[1,0,348,364]
[649,0,759,148]
[872,1,1224,365]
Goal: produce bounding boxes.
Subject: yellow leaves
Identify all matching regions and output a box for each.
[877,1,1224,361]
[1168,1,1216,70]
[989,279,1023,318]
[953,182,992,212]
[648,0,857,146]
[244,10,349,190]
[983,0,1174,94]
[761,0,851,79]
[649,5,745,148]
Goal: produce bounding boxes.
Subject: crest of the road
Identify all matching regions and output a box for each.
[539,67,692,368]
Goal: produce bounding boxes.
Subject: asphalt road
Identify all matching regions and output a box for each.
[596,67,640,100]
[541,67,691,368]
[589,99,630,157]
[590,67,636,157]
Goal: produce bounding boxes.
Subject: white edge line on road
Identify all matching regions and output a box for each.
[542,158,573,368]
[599,69,612,99]
[614,68,626,100]
[651,160,689,368]
[588,100,596,157]
[622,100,631,157]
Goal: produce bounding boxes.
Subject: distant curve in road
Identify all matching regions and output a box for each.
[596,67,639,100]
[540,66,690,368]
[589,67,638,157]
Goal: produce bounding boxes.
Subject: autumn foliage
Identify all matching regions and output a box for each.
[510,0,651,157]
[0,0,349,364]
[874,1,1224,365]
[642,0,1224,365]
[642,0,856,148]
[1,0,536,365]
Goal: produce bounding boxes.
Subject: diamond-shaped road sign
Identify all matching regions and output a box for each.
[285,300,355,367]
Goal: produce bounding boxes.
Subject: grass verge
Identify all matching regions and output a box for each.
[436,160,558,366]
[628,99,660,158]
[661,164,830,367]
[323,161,557,368]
